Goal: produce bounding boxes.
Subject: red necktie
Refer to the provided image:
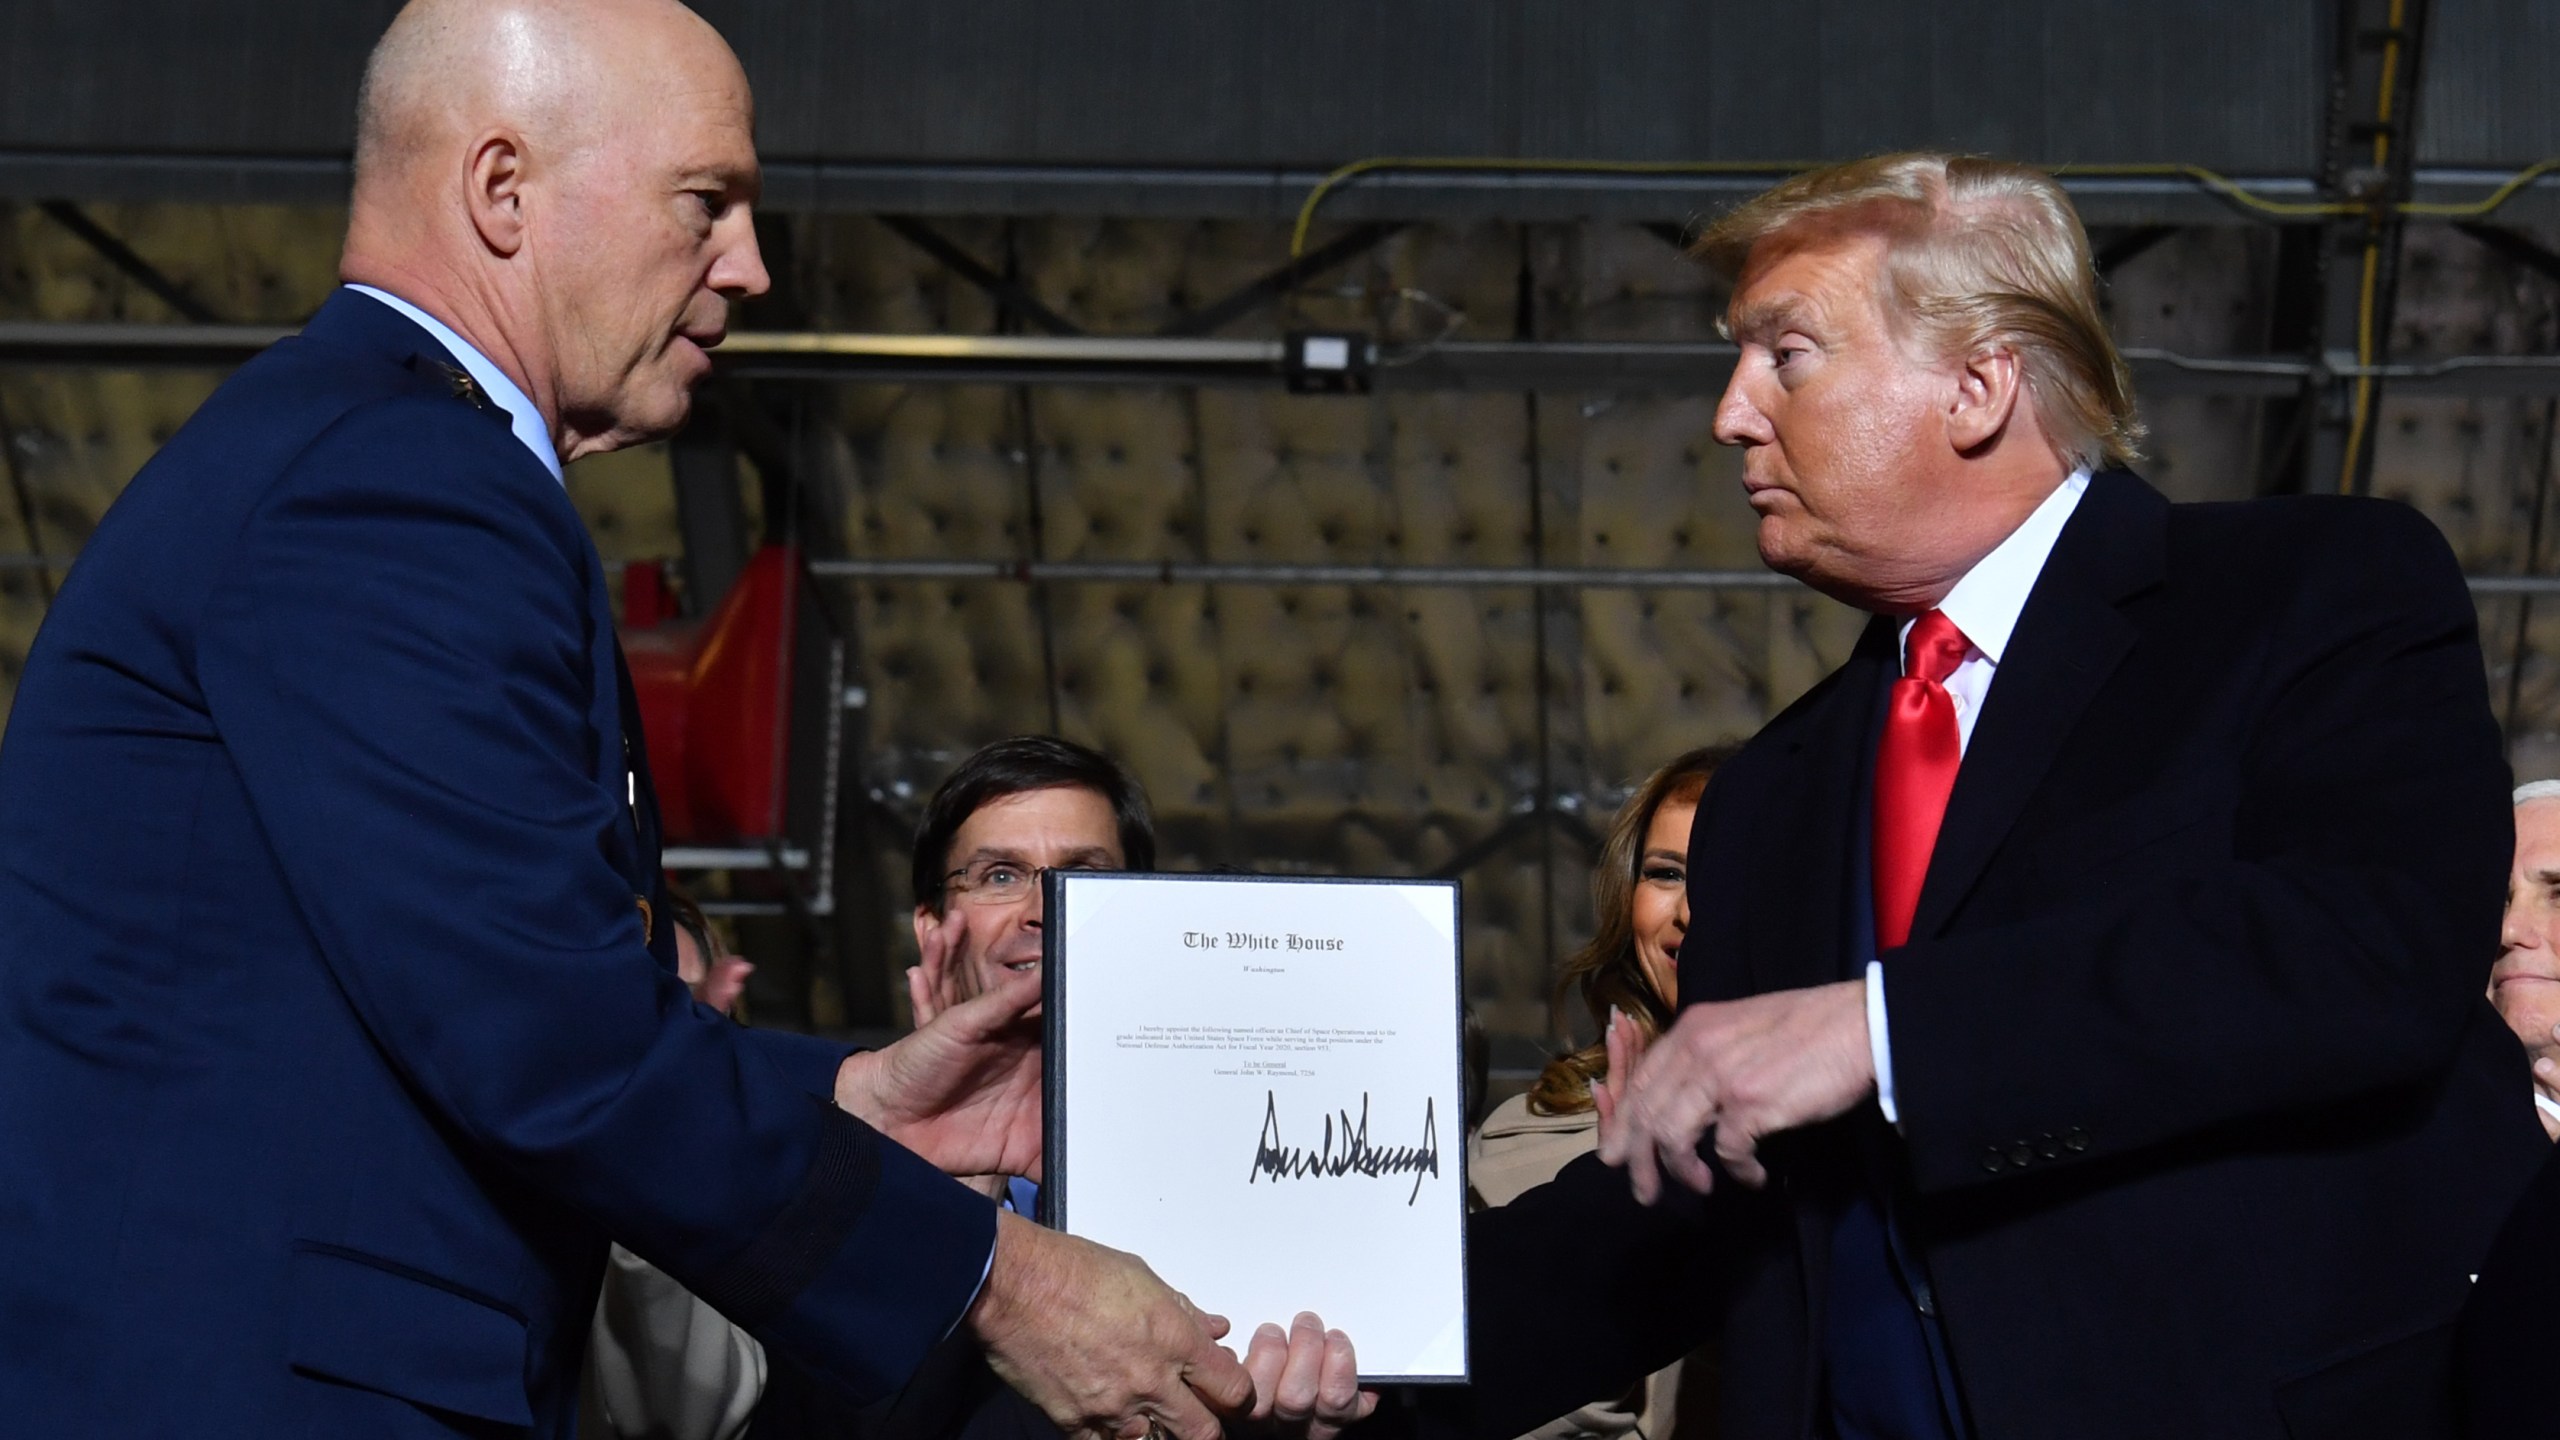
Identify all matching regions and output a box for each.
[1873,610,1971,951]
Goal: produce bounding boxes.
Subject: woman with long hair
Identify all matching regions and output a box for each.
[1467,743,1733,1440]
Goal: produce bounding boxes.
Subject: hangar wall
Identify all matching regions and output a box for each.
[8,0,2560,1077]
[9,198,2560,1075]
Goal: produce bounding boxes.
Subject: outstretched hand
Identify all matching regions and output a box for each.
[834,966,1044,1180]
[973,1212,1254,1440]
[1595,980,1874,1203]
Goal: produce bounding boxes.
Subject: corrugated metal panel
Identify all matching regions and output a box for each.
[0,0,398,152]
[4,1,2327,172]
[2417,0,2560,164]
[722,0,2326,170]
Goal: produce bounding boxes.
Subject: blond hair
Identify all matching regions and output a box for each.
[1697,152,2144,473]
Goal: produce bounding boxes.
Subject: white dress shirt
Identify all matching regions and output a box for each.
[346,283,564,485]
[1867,469,2089,1124]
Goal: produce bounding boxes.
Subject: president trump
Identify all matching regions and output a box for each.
[1439,153,2551,1440]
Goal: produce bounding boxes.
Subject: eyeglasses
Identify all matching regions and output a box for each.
[940,858,1113,908]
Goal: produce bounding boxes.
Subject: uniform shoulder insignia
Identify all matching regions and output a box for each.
[431,360,494,412]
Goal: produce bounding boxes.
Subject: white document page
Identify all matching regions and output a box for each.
[1047,872,1467,1382]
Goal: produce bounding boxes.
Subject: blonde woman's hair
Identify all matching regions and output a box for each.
[1696,152,2144,474]
[1527,745,1735,1117]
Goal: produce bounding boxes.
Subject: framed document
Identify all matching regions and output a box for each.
[1042,871,1468,1384]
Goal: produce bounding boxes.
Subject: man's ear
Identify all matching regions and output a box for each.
[464,130,530,258]
[1946,346,2024,454]
[913,904,942,951]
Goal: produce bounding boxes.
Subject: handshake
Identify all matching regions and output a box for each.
[971,1209,1372,1440]
[835,963,1379,1440]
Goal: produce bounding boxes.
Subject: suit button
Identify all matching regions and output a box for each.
[2007,1142,2036,1168]
[1982,1147,2007,1173]
[2036,1133,2062,1160]
[2063,1127,2090,1153]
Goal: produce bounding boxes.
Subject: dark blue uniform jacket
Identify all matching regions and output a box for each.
[0,289,991,1437]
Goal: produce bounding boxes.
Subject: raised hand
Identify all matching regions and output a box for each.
[907,916,965,1028]
[971,1211,1254,1440]
[835,967,1044,1181]
[1588,1003,1637,1140]
[696,951,753,1017]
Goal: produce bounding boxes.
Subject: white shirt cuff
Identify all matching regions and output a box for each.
[1866,959,1899,1126]
[946,1226,999,1343]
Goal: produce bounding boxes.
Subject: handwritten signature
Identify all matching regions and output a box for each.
[1248,1091,1440,1204]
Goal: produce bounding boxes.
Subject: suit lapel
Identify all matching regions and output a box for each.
[1905,471,2167,942]
[1745,615,1898,997]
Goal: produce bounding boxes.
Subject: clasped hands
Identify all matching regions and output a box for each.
[832,935,1376,1440]
[1594,978,1876,1203]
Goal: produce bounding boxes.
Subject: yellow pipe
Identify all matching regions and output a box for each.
[2339,0,2406,495]
[1287,155,2560,258]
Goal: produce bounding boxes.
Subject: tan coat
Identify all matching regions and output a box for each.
[1467,1094,1710,1440]
[579,1244,765,1440]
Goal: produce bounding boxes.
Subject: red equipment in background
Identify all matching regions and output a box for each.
[622,545,799,845]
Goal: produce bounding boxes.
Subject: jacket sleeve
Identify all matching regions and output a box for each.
[1882,502,2515,1193]
[194,400,991,1403]
[1417,1152,1729,1440]
[738,1025,867,1102]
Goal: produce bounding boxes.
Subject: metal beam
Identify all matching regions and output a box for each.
[668,420,751,615]
[1641,221,1697,255]
[17,323,2560,398]
[0,320,288,365]
[35,201,225,324]
[2302,0,2433,496]
[661,332,1282,385]
[2094,225,2179,276]
[876,216,1082,336]
[1156,221,1405,338]
[0,151,2398,227]
[810,558,1800,589]
[2254,224,2327,494]
[804,556,2560,598]
[2454,222,2560,288]
[16,545,2560,596]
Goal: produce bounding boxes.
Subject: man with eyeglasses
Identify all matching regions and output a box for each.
[755,735,1374,1440]
[906,735,1160,1025]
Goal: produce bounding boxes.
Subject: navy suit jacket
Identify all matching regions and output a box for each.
[0,290,992,1437]
[1425,474,2550,1440]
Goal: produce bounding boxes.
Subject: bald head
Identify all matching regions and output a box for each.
[342,0,767,461]
[354,0,722,195]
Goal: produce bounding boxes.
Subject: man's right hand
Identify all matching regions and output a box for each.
[834,968,1044,1180]
[970,1210,1253,1440]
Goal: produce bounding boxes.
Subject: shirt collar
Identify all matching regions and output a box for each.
[345,284,563,485]
[1906,468,2090,666]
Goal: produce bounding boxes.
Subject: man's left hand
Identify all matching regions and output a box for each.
[1595,979,1874,1203]
[835,968,1044,1180]
[1240,1311,1377,1440]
